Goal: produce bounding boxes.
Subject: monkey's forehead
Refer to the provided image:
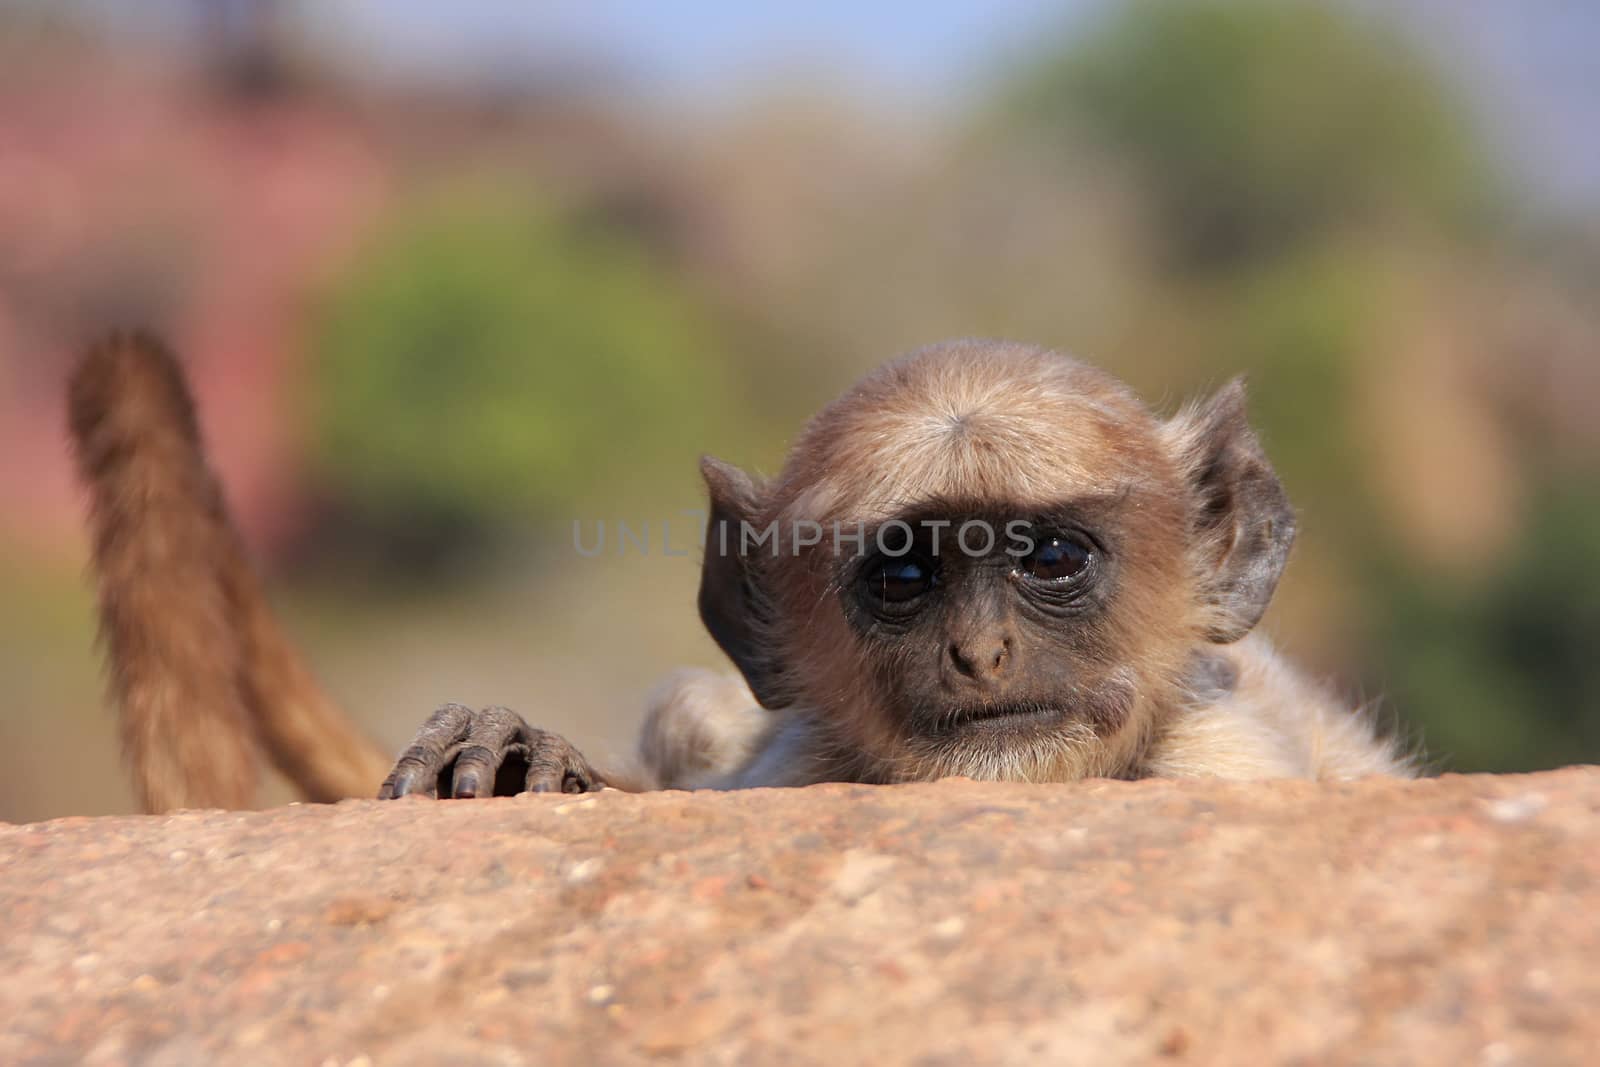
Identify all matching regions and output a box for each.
[768,340,1170,525]
[775,403,1166,528]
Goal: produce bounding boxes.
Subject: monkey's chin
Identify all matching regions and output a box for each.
[897,707,1101,783]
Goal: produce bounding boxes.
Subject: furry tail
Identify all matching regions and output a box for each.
[68,333,390,811]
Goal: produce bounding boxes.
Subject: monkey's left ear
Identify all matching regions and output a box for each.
[1164,378,1297,644]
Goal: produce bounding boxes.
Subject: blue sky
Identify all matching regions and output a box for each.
[74,1,1600,207]
[305,1,1100,105]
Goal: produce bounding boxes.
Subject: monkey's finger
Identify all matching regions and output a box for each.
[525,733,600,795]
[379,703,474,799]
[450,706,533,799]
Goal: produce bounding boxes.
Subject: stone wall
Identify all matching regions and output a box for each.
[4,770,1595,1064]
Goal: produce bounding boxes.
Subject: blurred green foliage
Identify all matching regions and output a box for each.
[1375,483,1600,771]
[308,189,735,562]
[1005,0,1486,267]
[1215,248,1384,538]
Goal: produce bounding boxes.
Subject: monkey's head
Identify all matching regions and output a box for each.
[698,340,1295,782]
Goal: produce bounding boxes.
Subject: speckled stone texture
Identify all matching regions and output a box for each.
[3,770,1596,1065]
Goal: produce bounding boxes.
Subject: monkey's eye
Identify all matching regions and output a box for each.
[862,554,937,605]
[1021,536,1092,583]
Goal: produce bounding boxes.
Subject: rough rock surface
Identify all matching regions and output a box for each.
[3,769,1597,1065]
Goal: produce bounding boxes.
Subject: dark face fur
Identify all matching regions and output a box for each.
[697,340,1295,782]
[842,499,1136,742]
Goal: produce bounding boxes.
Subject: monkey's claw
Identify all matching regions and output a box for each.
[378,703,604,799]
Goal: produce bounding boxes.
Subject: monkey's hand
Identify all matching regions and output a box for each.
[378,703,604,799]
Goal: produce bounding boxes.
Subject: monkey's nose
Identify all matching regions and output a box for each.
[948,636,1011,683]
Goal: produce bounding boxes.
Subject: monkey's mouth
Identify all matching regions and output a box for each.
[939,702,1064,731]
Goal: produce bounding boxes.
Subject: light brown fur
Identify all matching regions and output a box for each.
[636,669,777,789]
[70,334,390,812]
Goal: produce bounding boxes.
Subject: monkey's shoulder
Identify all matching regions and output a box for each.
[1145,636,1414,781]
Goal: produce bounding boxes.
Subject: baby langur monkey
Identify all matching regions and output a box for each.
[69,334,1408,811]
[380,339,1413,798]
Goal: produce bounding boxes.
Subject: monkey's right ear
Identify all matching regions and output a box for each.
[1163,379,1298,644]
[697,456,786,707]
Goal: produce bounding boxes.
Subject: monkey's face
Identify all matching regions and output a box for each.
[830,504,1153,776]
[760,355,1199,780]
[699,341,1296,783]
[778,480,1198,781]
